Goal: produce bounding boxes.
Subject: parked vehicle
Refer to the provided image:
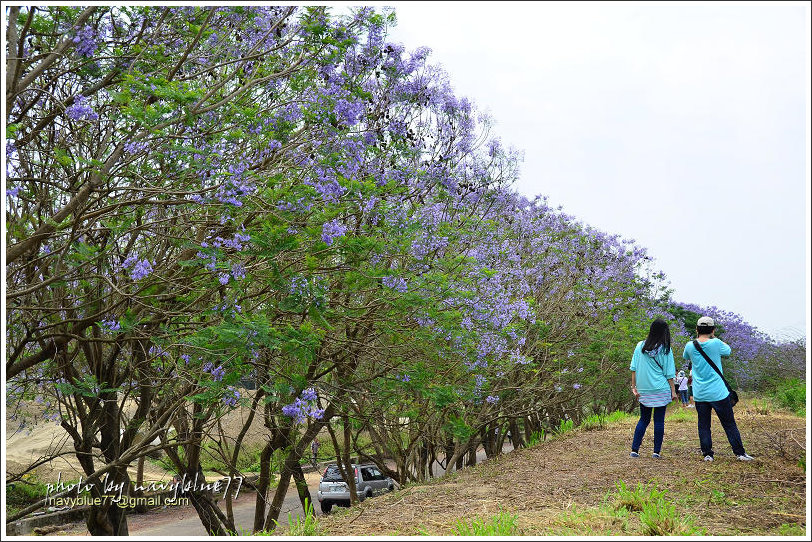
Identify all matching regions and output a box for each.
[316,463,395,514]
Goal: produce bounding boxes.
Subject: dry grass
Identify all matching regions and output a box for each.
[319,399,807,536]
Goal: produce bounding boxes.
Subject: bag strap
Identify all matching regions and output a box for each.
[692,339,733,393]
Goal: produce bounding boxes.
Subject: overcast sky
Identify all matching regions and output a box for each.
[376,1,810,340]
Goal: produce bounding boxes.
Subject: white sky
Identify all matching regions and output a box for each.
[376,1,810,340]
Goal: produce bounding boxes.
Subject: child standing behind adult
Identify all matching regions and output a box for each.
[675,370,690,407]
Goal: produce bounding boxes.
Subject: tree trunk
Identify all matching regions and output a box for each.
[510,419,525,449]
[263,462,293,531]
[466,446,477,467]
[253,442,275,532]
[291,463,313,514]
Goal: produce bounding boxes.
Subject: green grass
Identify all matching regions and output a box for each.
[610,480,705,536]
[546,503,632,535]
[604,410,635,423]
[777,523,805,536]
[639,496,705,535]
[767,378,805,416]
[555,418,575,435]
[527,429,546,446]
[452,509,521,536]
[580,413,607,431]
[666,407,694,423]
[613,480,667,512]
[6,475,70,517]
[280,497,321,536]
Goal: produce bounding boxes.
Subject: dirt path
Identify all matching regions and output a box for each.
[318,400,806,536]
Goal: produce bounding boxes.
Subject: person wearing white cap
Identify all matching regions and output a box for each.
[682,316,754,462]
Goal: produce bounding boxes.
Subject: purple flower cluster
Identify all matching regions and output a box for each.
[290,275,309,297]
[281,387,324,424]
[72,25,97,57]
[334,98,364,126]
[202,362,226,382]
[100,319,121,332]
[121,254,154,281]
[321,219,347,245]
[66,95,99,121]
[222,386,240,407]
[382,275,408,293]
[124,140,149,154]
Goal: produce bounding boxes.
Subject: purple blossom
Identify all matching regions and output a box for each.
[322,219,347,245]
[397,374,411,383]
[66,95,99,121]
[282,402,305,423]
[222,387,240,407]
[300,387,317,402]
[231,263,246,281]
[290,276,309,296]
[382,275,408,293]
[202,363,225,382]
[573,383,582,390]
[124,140,149,154]
[6,186,20,198]
[485,395,500,404]
[218,273,230,285]
[72,25,97,57]
[281,388,322,424]
[100,319,121,332]
[129,259,153,281]
[334,98,364,126]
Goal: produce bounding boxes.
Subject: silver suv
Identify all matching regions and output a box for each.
[316,463,395,513]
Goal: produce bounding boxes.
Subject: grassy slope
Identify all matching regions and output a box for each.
[318,396,806,536]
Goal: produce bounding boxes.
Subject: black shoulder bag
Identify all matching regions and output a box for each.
[692,340,738,407]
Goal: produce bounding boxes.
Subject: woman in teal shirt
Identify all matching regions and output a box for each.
[629,319,677,458]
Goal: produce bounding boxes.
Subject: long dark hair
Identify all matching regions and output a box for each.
[642,319,671,355]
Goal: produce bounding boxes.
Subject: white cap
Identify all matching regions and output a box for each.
[697,316,715,327]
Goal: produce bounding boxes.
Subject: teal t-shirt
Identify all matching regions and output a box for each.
[682,338,731,402]
[629,341,676,394]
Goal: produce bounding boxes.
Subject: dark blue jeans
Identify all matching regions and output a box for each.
[695,397,746,457]
[632,404,666,454]
[679,390,689,404]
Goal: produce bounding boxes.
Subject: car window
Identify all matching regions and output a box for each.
[360,467,374,481]
[322,465,349,482]
[371,467,384,480]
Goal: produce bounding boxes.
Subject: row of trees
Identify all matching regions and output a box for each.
[5,5,799,535]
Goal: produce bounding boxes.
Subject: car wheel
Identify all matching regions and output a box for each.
[388,483,394,492]
[321,502,332,514]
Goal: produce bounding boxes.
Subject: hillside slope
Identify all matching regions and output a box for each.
[319,399,806,536]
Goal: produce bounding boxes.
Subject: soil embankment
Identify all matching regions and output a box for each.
[318,400,806,536]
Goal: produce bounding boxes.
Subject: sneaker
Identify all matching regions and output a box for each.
[687,405,695,408]
[652,453,661,459]
[737,453,755,461]
[703,455,714,462]
[630,451,639,458]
